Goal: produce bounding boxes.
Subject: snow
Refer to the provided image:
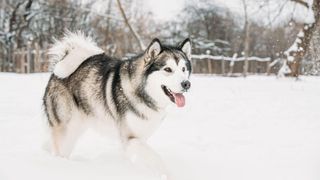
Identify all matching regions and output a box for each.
[287,55,295,62]
[284,31,305,62]
[298,31,305,38]
[230,53,238,67]
[1,73,320,180]
[269,58,281,67]
[278,61,292,77]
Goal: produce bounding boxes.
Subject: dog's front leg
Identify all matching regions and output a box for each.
[124,138,170,180]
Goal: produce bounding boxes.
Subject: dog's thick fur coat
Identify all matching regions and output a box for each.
[43,32,192,179]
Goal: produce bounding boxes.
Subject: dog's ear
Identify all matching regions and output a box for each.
[178,38,192,59]
[145,38,161,62]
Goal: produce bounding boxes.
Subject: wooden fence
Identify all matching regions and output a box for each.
[13,43,50,73]
[191,54,279,75]
[10,49,280,75]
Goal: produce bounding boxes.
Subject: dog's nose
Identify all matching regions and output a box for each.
[181,80,191,90]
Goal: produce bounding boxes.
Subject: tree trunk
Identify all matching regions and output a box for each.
[243,22,250,77]
[285,0,320,77]
[242,0,250,77]
[116,0,145,51]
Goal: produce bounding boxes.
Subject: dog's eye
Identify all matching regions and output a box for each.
[182,67,185,72]
[164,67,172,73]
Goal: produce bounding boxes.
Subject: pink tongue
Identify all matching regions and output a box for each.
[173,93,185,107]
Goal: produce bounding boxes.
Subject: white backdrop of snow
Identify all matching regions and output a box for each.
[0,73,320,180]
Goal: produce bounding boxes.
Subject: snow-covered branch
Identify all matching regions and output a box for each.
[284,0,320,76]
[291,0,310,8]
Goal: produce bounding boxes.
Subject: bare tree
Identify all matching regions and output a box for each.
[116,0,145,51]
[284,0,320,77]
[0,0,35,71]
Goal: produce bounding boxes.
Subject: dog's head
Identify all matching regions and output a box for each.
[142,38,192,108]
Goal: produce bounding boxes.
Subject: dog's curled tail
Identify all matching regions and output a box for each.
[49,31,104,78]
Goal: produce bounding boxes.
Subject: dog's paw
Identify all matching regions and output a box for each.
[160,174,168,180]
[159,173,173,180]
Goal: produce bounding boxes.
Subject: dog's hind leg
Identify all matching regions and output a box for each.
[51,116,87,158]
[123,138,171,180]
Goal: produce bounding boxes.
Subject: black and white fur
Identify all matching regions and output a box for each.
[43,32,192,179]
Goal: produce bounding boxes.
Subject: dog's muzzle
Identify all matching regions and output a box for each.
[181,80,191,91]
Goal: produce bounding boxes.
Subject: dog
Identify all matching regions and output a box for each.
[43,32,192,179]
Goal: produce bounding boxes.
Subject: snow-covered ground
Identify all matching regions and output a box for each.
[1,73,320,180]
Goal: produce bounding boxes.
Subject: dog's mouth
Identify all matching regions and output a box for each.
[161,85,185,107]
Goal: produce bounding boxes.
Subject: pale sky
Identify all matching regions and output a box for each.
[145,0,313,26]
[145,0,240,20]
[145,0,186,21]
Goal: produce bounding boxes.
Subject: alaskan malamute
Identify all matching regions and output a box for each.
[43,32,192,179]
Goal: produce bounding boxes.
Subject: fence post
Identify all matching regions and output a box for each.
[26,43,31,73]
[207,59,212,74]
[266,60,271,75]
[35,43,41,72]
[221,56,225,75]
[43,42,49,72]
